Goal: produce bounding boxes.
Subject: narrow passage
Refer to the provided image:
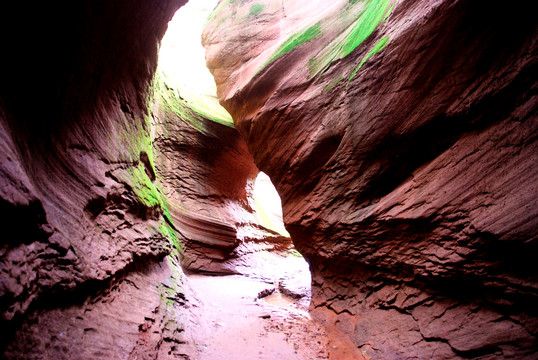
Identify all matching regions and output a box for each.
[185,254,329,360]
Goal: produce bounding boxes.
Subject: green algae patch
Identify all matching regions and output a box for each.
[158,257,185,308]
[260,21,322,73]
[155,72,205,133]
[117,133,183,256]
[155,70,234,130]
[339,0,392,58]
[127,158,183,255]
[129,162,161,208]
[348,36,389,82]
[323,75,345,91]
[160,219,183,255]
[249,3,265,16]
[308,0,393,77]
[113,76,185,257]
[158,73,233,129]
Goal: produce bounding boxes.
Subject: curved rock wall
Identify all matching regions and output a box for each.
[203,0,538,358]
[152,72,291,275]
[0,1,197,358]
[0,1,295,356]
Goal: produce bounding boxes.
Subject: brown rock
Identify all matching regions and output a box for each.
[1,0,294,356]
[0,0,196,357]
[152,73,293,275]
[203,0,538,358]
[4,257,198,360]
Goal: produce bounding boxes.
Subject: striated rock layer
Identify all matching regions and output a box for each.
[152,72,292,275]
[0,1,200,358]
[0,0,294,356]
[203,0,538,358]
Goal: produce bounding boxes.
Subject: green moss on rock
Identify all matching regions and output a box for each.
[260,21,322,72]
[339,0,392,58]
[348,36,389,82]
[249,3,265,16]
[308,0,393,77]
[155,70,233,130]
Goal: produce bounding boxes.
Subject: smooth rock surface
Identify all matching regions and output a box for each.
[203,0,538,358]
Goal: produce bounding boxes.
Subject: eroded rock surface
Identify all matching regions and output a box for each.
[203,0,538,358]
[0,1,197,358]
[4,257,197,360]
[1,0,297,356]
[152,73,292,275]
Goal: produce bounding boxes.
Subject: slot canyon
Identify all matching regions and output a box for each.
[0,0,536,359]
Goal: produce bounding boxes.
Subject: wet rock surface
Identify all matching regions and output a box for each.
[203,0,538,358]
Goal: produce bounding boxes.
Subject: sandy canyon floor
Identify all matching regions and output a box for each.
[181,251,364,360]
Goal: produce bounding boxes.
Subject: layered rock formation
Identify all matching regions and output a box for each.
[152,72,291,275]
[2,0,536,357]
[0,0,295,357]
[150,0,292,276]
[0,1,197,358]
[203,0,538,358]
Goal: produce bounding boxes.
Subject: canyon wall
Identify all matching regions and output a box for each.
[0,1,199,358]
[152,71,291,275]
[0,1,292,357]
[1,0,536,358]
[203,0,538,358]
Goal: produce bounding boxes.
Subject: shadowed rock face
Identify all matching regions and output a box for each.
[0,1,292,357]
[0,1,195,358]
[1,0,536,357]
[203,0,538,358]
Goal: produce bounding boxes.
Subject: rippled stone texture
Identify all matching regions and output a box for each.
[0,1,194,358]
[203,0,538,358]
[152,73,291,275]
[0,1,294,357]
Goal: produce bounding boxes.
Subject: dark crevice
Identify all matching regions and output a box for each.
[470,229,538,277]
[84,190,161,222]
[140,151,156,181]
[84,196,106,219]
[0,199,52,246]
[452,345,503,359]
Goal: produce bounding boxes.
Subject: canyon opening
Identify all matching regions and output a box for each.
[0,0,536,359]
[157,2,321,357]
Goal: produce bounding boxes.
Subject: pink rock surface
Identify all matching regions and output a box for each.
[0,1,293,357]
[152,87,292,275]
[203,0,538,358]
